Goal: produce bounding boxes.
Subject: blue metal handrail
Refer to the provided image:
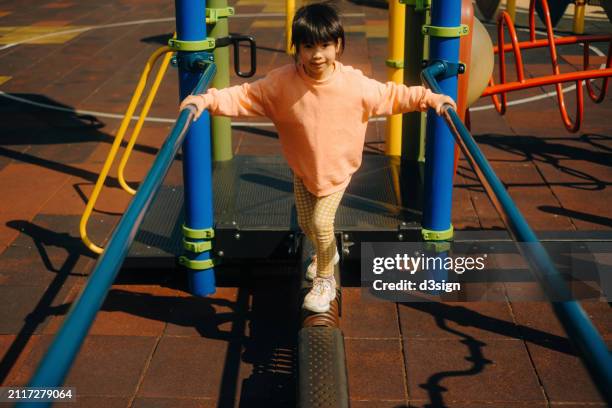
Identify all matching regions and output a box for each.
[21,62,217,405]
[422,60,612,405]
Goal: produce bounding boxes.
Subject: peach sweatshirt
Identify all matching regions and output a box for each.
[201,61,435,196]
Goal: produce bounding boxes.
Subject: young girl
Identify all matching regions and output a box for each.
[180,2,456,313]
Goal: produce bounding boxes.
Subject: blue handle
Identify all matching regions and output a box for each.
[422,61,612,406]
[20,62,217,406]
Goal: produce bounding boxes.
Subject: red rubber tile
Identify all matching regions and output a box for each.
[404,339,544,403]
[452,171,482,229]
[49,284,176,337]
[2,334,46,387]
[0,284,74,335]
[137,336,233,399]
[8,334,157,397]
[132,397,216,408]
[345,338,406,401]
[0,162,69,248]
[164,287,247,338]
[510,301,611,341]
[398,301,520,340]
[526,339,611,404]
[548,186,612,230]
[351,400,408,408]
[54,397,130,408]
[409,402,546,407]
[340,287,400,339]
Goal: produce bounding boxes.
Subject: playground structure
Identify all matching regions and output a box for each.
[7,0,611,407]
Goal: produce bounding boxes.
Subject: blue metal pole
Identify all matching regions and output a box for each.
[422,61,612,405]
[422,0,461,235]
[176,0,216,296]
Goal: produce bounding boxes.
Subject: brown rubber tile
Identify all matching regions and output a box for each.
[509,301,568,339]
[452,170,485,229]
[510,301,611,342]
[409,402,546,408]
[0,162,69,248]
[548,186,612,230]
[340,287,400,339]
[137,336,234,399]
[398,301,520,340]
[0,214,98,285]
[132,397,217,408]
[0,283,74,335]
[5,334,156,398]
[164,286,248,339]
[54,396,131,408]
[351,400,408,408]
[48,284,177,337]
[345,338,406,401]
[2,334,47,386]
[526,339,611,404]
[404,339,544,404]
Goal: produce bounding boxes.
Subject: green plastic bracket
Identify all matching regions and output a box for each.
[206,7,235,23]
[422,24,469,38]
[421,224,454,241]
[168,37,216,51]
[182,224,215,239]
[424,241,451,253]
[385,59,405,69]
[400,0,430,11]
[183,238,212,253]
[178,256,216,270]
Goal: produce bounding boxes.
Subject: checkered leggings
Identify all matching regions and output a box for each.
[294,176,345,278]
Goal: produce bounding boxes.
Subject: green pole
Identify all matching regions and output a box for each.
[209,0,233,161]
[401,2,427,162]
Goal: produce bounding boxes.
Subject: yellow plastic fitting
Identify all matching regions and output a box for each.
[80,45,174,254]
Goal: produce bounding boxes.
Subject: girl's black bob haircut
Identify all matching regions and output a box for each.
[291,2,345,54]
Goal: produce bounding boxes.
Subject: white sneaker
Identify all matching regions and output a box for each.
[303,276,337,313]
[305,250,340,281]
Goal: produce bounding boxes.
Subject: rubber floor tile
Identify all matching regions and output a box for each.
[548,186,612,230]
[0,284,74,335]
[351,400,408,408]
[132,397,217,408]
[340,287,400,339]
[54,396,130,408]
[1,334,46,387]
[137,336,234,399]
[398,301,520,340]
[4,335,156,397]
[50,284,171,337]
[345,338,406,401]
[404,339,544,403]
[409,401,546,408]
[164,287,248,338]
[509,301,569,340]
[525,339,611,404]
[0,162,69,247]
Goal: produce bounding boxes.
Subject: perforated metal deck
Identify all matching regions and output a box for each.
[127,155,423,262]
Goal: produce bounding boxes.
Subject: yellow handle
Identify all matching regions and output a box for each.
[573,0,586,35]
[286,0,296,54]
[118,48,174,195]
[385,0,406,156]
[80,45,174,254]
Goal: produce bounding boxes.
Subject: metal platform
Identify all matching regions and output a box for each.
[126,155,425,264]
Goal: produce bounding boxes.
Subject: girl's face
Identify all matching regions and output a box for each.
[298,40,341,80]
